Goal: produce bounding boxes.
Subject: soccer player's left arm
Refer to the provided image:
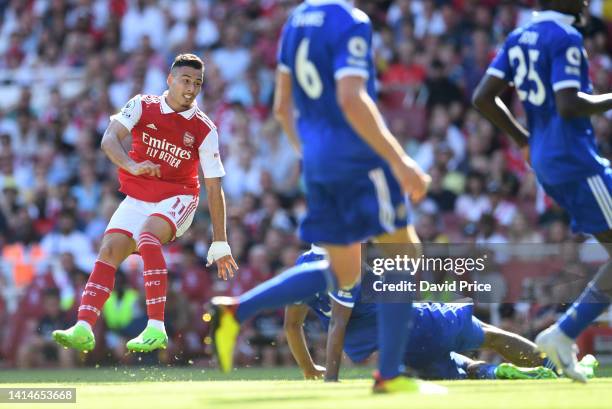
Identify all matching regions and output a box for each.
[472,44,530,162]
[204,177,237,280]
[200,129,238,280]
[325,298,353,382]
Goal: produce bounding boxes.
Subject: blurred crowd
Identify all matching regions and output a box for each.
[1,0,611,369]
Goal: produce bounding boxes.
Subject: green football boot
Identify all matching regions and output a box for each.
[373,374,419,394]
[52,324,95,352]
[126,326,168,353]
[495,363,558,380]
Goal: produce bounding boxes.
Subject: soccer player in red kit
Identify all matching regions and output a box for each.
[52,54,238,353]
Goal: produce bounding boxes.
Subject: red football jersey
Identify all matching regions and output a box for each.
[111,93,225,202]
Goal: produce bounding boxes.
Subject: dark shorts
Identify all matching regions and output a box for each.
[541,169,612,234]
[300,166,411,245]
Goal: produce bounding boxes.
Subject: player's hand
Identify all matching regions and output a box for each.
[303,364,326,380]
[213,255,239,281]
[390,156,431,203]
[127,160,161,178]
[206,241,238,280]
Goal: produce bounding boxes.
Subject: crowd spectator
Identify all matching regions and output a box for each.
[16,288,75,368]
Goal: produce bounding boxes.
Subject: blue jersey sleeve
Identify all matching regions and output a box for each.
[277,21,292,73]
[550,33,584,92]
[332,14,372,80]
[486,43,513,83]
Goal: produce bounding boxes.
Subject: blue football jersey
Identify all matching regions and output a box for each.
[307,291,479,364]
[404,303,480,369]
[486,10,609,184]
[277,0,385,182]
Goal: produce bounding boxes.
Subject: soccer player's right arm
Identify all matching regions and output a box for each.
[102,95,160,177]
[284,304,325,379]
[324,297,353,382]
[334,23,429,201]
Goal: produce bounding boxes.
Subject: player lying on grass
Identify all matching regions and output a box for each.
[284,247,598,381]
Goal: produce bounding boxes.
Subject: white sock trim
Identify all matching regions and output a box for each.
[148,319,166,332]
[76,320,92,332]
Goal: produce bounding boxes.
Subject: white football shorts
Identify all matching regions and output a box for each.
[105,194,199,240]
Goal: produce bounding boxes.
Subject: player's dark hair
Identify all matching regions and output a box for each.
[171,53,204,72]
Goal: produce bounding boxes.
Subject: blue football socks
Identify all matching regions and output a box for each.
[475,364,498,380]
[558,282,610,339]
[377,301,413,379]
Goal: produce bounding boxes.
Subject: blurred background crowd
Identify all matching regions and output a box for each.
[1,0,612,369]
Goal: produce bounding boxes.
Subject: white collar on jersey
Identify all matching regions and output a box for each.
[160,91,197,119]
[310,245,328,256]
[531,10,576,26]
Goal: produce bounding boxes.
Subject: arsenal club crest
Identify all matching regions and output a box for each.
[183,132,195,148]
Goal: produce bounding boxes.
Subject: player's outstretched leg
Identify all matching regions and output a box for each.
[126,228,171,353]
[536,258,612,383]
[53,257,119,352]
[207,259,336,372]
[460,353,557,380]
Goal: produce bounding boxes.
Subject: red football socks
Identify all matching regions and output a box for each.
[77,260,116,327]
[137,232,168,322]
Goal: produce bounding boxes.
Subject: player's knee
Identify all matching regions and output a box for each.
[141,216,173,243]
[98,240,125,264]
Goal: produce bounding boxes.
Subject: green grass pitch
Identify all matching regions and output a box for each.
[2,366,612,409]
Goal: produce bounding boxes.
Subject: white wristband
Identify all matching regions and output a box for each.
[207,241,232,265]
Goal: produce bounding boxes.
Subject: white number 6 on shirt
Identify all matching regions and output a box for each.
[296,39,323,99]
